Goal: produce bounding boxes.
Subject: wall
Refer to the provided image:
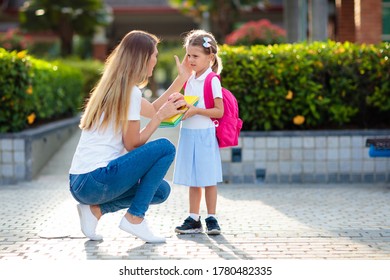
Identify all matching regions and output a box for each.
[221,130,390,184]
[0,116,80,185]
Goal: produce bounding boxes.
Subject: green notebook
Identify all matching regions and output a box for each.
[159,96,199,128]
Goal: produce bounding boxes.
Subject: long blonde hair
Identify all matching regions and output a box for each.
[183,29,222,74]
[80,30,160,134]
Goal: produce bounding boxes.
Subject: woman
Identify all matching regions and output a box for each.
[69,30,190,243]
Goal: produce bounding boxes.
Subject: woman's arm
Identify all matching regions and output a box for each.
[141,92,186,119]
[122,96,187,151]
[151,55,191,112]
[140,55,191,119]
[123,55,191,151]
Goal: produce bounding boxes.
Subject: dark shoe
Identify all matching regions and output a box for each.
[175,216,203,234]
[205,216,221,235]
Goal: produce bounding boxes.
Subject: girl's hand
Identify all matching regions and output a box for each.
[182,104,197,120]
[174,55,191,79]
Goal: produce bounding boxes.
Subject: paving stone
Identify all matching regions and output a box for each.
[1,126,390,262]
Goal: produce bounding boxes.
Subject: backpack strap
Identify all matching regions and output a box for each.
[204,72,220,109]
[184,72,219,109]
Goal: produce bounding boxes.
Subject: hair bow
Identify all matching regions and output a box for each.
[203,37,212,48]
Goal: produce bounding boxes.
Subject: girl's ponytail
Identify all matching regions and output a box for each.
[212,53,222,74]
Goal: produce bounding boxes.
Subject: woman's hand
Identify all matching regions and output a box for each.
[151,56,190,111]
[156,94,187,121]
[128,95,187,151]
[168,92,184,102]
[174,55,191,80]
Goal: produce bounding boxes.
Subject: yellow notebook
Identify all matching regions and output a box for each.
[159,96,199,128]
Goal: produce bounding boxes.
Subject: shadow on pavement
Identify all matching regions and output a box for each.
[217,183,390,252]
[176,233,254,260]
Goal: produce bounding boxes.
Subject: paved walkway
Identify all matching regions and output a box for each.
[1,123,390,261]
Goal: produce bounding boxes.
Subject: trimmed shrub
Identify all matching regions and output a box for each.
[58,58,104,101]
[0,49,33,132]
[225,19,286,46]
[0,48,84,132]
[0,28,32,52]
[219,41,390,131]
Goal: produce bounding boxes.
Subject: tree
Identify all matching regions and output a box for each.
[19,0,112,57]
[169,0,264,42]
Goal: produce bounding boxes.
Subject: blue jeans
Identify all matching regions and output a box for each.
[69,138,175,218]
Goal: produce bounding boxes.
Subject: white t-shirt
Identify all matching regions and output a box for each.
[69,86,142,174]
[182,68,223,129]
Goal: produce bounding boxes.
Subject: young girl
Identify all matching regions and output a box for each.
[69,30,190,243]
[173,30,224,235]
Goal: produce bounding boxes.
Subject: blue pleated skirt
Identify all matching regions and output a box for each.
[173,128,222,187]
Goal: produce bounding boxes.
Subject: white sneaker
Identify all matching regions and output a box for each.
[77,204,103,241]
[119,217,166,243]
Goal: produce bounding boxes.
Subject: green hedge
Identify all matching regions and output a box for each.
[220,41,390,130]
[0,48,84,132]
[2,41,388,133]
[58,58,104,100]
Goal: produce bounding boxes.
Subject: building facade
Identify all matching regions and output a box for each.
[335,0,388,44]
[0,0,388,60]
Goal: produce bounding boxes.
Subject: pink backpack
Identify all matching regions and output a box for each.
[203,72,243,148]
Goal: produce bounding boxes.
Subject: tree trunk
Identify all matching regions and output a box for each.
[57,15,74,57]
[211,0,237,43]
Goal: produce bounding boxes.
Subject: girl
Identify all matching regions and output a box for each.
[173,30,224,235]
[69,30,191,243]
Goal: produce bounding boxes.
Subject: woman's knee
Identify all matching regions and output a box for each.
[158,180,171,203]
[151,180,171,205]
[154,138,175,156]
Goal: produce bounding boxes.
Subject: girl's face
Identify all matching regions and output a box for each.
[147,46,158,77]
[186,45,213,76]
